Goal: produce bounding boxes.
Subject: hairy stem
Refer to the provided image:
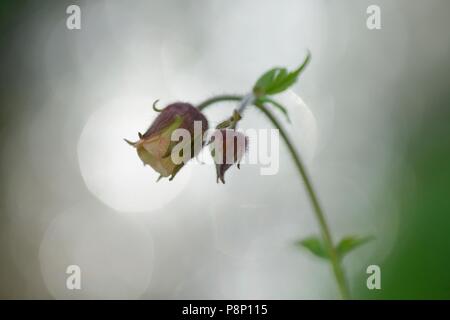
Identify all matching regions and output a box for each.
[197,95,350,299]
[255,103,349,299]
[197,95,242,111]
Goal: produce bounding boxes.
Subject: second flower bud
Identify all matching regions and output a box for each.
[209,129,248,184]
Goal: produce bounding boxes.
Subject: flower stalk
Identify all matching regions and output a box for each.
[255,102,350,299]
[198,94,350,299]
[127,53,371,298]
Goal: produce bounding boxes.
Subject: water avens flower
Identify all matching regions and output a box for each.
[125,52,366,299]
[125,102,208,180]
[209,129,248,184]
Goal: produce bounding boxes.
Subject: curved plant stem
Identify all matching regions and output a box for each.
[197,95,243,111]
[255,103,350,299]
[197,95,350,299]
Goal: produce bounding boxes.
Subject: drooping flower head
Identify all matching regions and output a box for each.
[209,129,248,184]
[125,102,208,180]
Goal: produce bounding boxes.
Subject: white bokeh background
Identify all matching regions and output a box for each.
[2,0,443,299]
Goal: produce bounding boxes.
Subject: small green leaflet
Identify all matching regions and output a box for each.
[296,236,329,259]
[253,52,311,96]
[335,236,374,258]
[296,235,373,260]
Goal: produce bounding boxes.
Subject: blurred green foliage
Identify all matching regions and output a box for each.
[0,0,27,34]
[355,93,450,299]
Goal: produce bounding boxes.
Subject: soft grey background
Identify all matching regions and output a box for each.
[0,0,449,299]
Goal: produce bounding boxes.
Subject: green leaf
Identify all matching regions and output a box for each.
[252,51,311,96]
[296,236,329,260]
[336,236,373,259]
[253,67,286,96]
[296,234,374,261]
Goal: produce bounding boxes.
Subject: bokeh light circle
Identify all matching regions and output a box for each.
[77,96,192,213]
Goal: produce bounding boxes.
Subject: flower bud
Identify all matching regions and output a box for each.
[125,102,208,180]
[209,129,248,184]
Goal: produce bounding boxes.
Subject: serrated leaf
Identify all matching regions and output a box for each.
[253,67,286,96]
[265,53,310,95]
[252,52,311,96]
[266,69,288,92]
[336,236,373,259]
[296,236,329,260]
